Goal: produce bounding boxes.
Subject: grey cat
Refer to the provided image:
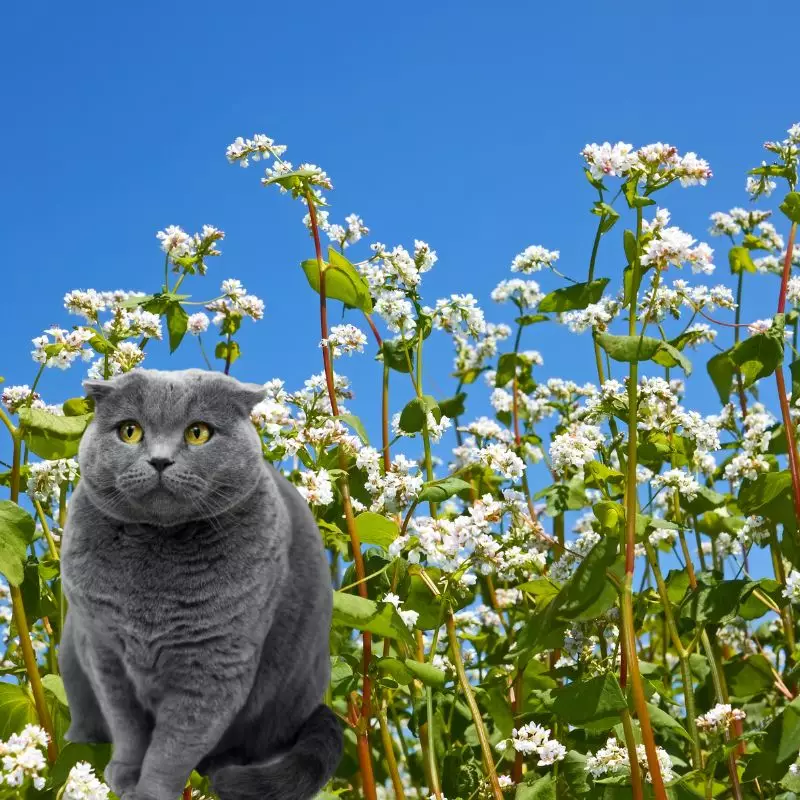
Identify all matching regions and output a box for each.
[59,368,342,800]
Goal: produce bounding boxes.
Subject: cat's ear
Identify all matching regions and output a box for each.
[82,379,117,405]
[230,382,269,413]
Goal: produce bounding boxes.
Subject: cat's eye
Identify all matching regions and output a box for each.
[118,421,144,444]
[185,422,213,446]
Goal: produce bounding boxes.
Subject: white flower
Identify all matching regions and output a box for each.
[651,468,700,500]
[478,443,525,480]
[1,385,45,414]
[296,469,334,506]
[382,593,419,630]
[187,312,210,335]
[550,424,605,475]
[695,703,746,734]
[430,294,486,337]
[641,225,715,274]
[225,133,287,168]
[581,141,638,180]
[63,761,111,800]
[64,289,106,322]
[511,245,560,274]
[322,324,368,357]
[497,723,566,768]
[491,279,543,308]
[585,736,673,784]
[784,570,800,605]
[156,225,193,257]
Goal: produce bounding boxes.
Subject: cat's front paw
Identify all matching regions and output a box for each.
[104,760,142,796]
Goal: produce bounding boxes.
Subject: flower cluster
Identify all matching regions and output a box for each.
[496,723,566,767]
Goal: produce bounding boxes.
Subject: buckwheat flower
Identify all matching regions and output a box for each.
[0,724,49,789]
[414,240,438,272]
[783,570,800,605]
[297,469,334,507]
[430,294,486,337]
[111,341,145,372]
[580,141,638,180]
[321,324,368,357]
[696,703,746,734]
[550,423,604,475]
[157,225,193,257]
[709,211,741,237]
[187,312,210,335]
[222,278,246,300]
[676,151,713,187]
[641,226,715,274]
[374,290,417,337]
[586,736,673,784]
[641,207,671,235]
[511,244,560,274]
[479,443,525,480]
[498,723,566,767]
[236,295,265,320]
[498,775,513,789]
[491,278,543,308]
[297,163,333,191]
[382,593,419,629]
[683,322,717,347]
[225,134,287,167]
[755,221,784,251]
[27,458,79,504]
[32,327,95,369]
[1,385,45,414]
[103,307,163,340]
[746,171,776,199]
[747,317,790,338]
[652,468,700,500]
[560,295,621,333]
[62,761,111,800]
[64,289,106,322]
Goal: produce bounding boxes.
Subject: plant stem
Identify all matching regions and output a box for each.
[644,542,702,770]
[6,426,58,763]
[378,701,407,800]
[306,190,378,800]
[382,360,391,472]
[445,613,504,800]
[621,205,667,799]
[619,707,644,800]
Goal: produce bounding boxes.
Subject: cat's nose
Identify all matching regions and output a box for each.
[148,457,174,473]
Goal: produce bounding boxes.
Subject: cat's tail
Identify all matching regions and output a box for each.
[209,704,343,800]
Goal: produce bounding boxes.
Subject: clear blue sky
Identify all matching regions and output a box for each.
[2,1,797,522]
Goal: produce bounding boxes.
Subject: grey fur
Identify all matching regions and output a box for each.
[59,368,342,800]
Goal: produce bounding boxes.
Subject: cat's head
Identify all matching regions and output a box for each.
[77,368,268,527]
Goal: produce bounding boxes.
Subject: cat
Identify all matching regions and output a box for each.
[59,367,343,800]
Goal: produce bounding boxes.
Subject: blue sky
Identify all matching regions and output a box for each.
[2,2,799,569]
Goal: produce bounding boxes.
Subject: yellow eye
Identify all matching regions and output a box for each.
[185,422,212,446]
[118,421,143,444]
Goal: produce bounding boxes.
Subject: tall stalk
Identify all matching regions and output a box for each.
[0,410,58,764]
[306,192,378,800]
[621,206,667,799]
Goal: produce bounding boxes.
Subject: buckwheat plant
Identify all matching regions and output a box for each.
[2,124,800,800]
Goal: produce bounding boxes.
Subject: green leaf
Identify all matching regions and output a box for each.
[730,324,784,388]
[404,659,447,687]
[163,302,188,353]
[623,230,637,264]
[300,248,373,313]
[17,407,93,459]
[584,461,624,494]
[515,313,550,327]
[739,471,793,522]
[399,396,440,434]
[551,673,627,724]
[743,695,800,781]
[42,674,69,706]
[437,393,466,418]
[538,279,610,313]
[645,703,692,741]
[332,591,413,645]
[707,350,735,404]
[380,339,414,373]
[495,353,520,387]
[780,191,800,224]
[516,773,555,800]
[418,477,472,504]
[592,202,620,235]
[552,536,621,621]
[354,512,398,549]
[0,501,36,586]
[724,654,774,701]
[0,683,37,741]
[214,340,241,366]
[728,246,757,274]
[596,333,692,375]
[338,413,369,445]
[593,501,624,535]
[62,396,94,416]
[679,577,747,625]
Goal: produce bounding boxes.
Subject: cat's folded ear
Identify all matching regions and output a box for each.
[82,379,117,403]
[228,382,269,413]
